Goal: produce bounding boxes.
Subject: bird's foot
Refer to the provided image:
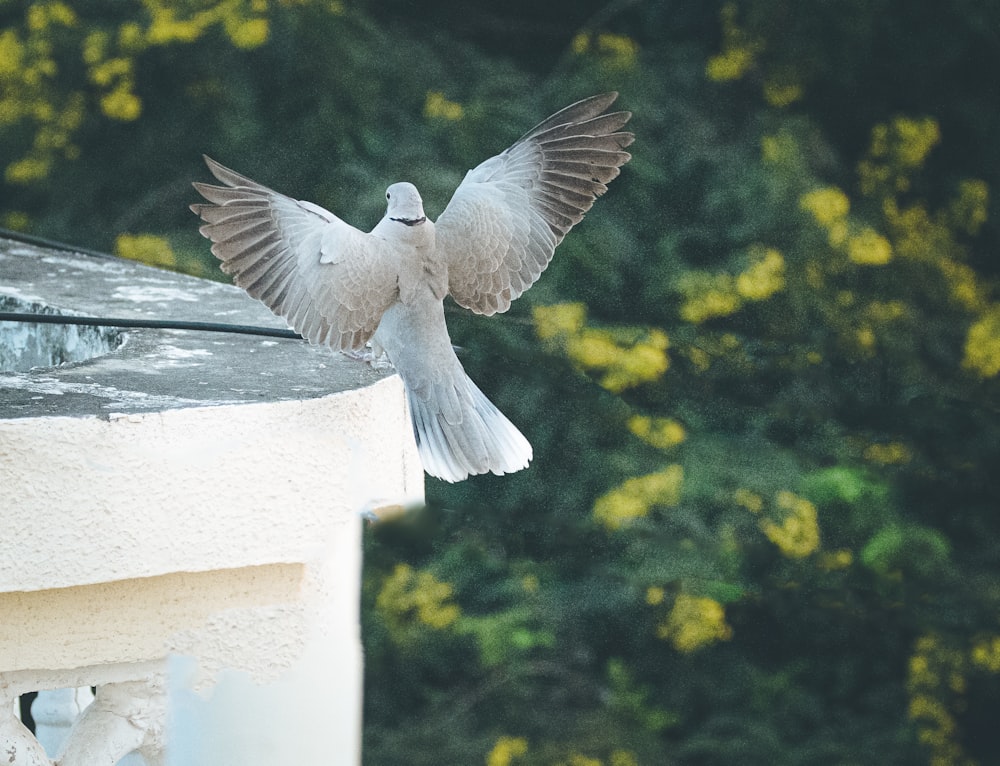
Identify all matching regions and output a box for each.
[342,346,393,370]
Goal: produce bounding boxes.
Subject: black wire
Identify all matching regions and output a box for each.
[0,226,121,261]
[0,312,304,340]
[1,228,304,340]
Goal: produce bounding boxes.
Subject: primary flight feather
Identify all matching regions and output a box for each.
[191,92,634,482]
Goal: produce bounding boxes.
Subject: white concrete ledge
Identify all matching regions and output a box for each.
[0,237,423,765]
[1,377,417,595]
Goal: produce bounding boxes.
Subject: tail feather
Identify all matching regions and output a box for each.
[372,299,532,482]
[406,374,532,483]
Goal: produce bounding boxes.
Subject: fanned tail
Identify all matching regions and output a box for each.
[405,372,532,483]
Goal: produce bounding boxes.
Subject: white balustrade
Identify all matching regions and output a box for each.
[31,688,95,757]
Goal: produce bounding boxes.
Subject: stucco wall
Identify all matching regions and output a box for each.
[0,237,425,764]
[0,376,421,596]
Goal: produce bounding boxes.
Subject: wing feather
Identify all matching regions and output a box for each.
[436,93,633,315]
[190,156,398,350]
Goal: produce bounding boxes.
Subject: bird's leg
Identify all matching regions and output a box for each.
[341,345,393,370]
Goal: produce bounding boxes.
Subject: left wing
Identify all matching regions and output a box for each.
[191,156,400,350]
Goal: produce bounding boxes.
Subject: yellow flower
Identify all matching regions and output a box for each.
[760,131,798,166]
[847,227,893,266]
[5,155,51,184]
[27,2,76,31]
[145,5,201,45]
[817,549,853,571]
[763,77,803,108]
[376,563,460,632]
[971,636,1000,673]
[225,17,270,49]
[905,633,978,764]
[49,2,78,27]
[1,211,30,230]
[963,307,1000,378]
[761,491,820,558]
[680,285,741,324]
[736,247,785,301]
[859,117,940,198]
[646,586,666,606]
[520,574,539,594]
[800,187,850,227]
[939,259,984,312]
[687,346,710,372]
[594,465,683,530]
[100,86,142,121]
[81,30,107,66]
[864,441,912,465]
[908,694,954,732]
[855,326,877,353]
[570,330,622,369]
[628,415,686,449]
[486,736,528,766]
[866,300,907,322]
[536,303,669,393]
[89,56,133,88]
[909,654,935,686]
[950,179,989,235]
[534,302,586,340]
[0,29,25,77]
[597,33,639,70]
[574,329,670,393]
[424,90,464,121]
[705,3,761,82]
[892,116,940,168]
[706,46,754,81]
[572,32,640,70]
[734,488,763,514]
[571,31,590,55]
[857,159,891,197]
[27,5,47,32]
[118,22,146,53]
[658,594,733,652]
[115,234,176,268]
[679,248,783,323]
[826,221,848,248]
[610,752,639,766]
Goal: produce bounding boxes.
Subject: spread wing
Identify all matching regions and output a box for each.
[190,156,399,350]
[435,93,634,315]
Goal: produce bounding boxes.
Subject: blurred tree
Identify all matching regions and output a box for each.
[365,2,1000,763]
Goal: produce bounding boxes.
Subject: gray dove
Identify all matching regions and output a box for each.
[191,93,633,482]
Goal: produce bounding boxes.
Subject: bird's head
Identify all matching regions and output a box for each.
[385,182,426,226]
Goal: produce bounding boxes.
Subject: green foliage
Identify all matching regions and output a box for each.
[799,465,873,506]
[860,524,952,578]
[5,1,1000,764]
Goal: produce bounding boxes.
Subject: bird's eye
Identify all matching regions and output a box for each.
[386,192,391,200]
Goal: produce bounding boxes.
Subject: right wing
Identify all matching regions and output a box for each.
[436,93,633,315]
[190,156,399,350]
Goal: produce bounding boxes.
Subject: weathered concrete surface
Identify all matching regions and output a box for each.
[0,236,390,417]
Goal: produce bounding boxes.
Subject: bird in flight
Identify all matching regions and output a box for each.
[191,93,633,482]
